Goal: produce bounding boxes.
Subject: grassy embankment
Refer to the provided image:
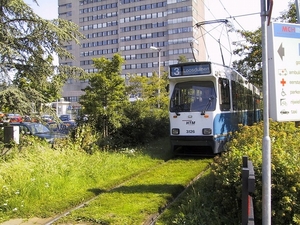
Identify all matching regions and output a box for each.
[0,136,212,224]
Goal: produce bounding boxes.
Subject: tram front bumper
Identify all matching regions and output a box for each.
[170,135,225,154]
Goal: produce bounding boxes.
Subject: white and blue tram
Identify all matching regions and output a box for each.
[169,62,262,155]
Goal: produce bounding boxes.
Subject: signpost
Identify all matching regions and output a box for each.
[261,1,271,224]
[262,1,300,225]
[268,22,300,122]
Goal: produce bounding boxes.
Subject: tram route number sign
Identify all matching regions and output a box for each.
[268,22,300,122]
[170,63,211,77]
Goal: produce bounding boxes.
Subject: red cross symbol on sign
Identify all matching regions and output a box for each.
[280,78,286,86]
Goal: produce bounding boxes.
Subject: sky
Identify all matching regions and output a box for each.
[205,0,291,30]
[24,0,292,65]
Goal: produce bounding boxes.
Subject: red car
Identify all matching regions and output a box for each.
[5,114,23,123]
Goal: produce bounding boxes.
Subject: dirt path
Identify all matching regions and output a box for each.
[1,217,52,225]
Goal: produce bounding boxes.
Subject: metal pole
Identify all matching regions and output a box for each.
[261,0,271,224]
[150,46,162,108]
[158,49,161,108]
[295,0,300,127]
[56,99,58,116]
[296,0,300,23]
[242,157,249,225]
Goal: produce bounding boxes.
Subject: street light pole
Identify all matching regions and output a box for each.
[150,46,161,108]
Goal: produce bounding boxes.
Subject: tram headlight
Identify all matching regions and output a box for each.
[202,128,212,135]
[172,128,180,135]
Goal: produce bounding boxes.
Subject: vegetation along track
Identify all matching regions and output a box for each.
[38,157,212,225]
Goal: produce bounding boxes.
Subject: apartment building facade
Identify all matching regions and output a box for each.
[58,0,206,110]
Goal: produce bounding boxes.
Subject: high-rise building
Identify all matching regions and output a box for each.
[58,0,205,110]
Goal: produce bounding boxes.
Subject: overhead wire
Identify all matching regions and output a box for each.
[196,0,233,65]
[216,0,241,64]
[226,12,261,31]
[200,0,217,20]
[196,23,233,62]
[217,0,242,45]
[197,23,226,60]
[196,0,260,66]
[197,0,228,62]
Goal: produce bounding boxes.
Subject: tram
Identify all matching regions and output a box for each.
[169,61,261,155]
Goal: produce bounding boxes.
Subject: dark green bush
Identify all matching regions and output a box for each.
[173,120,300,224]
[110,102,169,148]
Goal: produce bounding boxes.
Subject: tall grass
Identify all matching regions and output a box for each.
[0,136,171,222]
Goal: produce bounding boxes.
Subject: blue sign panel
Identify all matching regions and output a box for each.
[273,23,300,39]
[170,63,211,77]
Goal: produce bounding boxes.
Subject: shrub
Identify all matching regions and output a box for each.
[110,102,169,148]
[70,123,100,154]
[173,120,300,224]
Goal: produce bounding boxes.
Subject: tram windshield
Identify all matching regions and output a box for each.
[170,81,216,112]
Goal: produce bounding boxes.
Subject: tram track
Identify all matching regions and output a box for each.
[2,156,212,225]
[44,157,176,225]
[143,164,210,225]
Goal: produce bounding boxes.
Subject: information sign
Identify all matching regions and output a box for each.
[169,62,211,77]
[268,22,300,121]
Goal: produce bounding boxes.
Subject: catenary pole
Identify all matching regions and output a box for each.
[150,46,161,108]
[296,0,300,23]
[261,0,271,224]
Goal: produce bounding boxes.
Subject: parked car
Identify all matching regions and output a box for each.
[10,122,67,144]
[46,121,62,133]
[41,115,54,122]
[76,114,89,122]
[3,113,23,123]
[45,121,71,134]
[59,114,72,121]
[0,112,5,125]
[61,121,77,134]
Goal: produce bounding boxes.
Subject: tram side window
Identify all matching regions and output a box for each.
[236,82,244,110]
[219,78,230,111]
[254,94,261,110]
[247,89,253,110]
[232,81,237,110]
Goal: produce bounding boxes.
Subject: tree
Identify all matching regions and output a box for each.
[177,55,189,63]
[0,0,86,113]
[79,54,126,138]
[0,86,33,114]
[232,29,263,87]
[232,1,296,88]
[126,70,169,112]
[278,1,297,23]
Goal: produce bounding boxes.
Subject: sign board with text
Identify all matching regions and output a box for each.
[268,22,300,122]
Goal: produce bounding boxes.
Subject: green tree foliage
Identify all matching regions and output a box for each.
[278,1,297,23]
[107,70,170,148]
[79,54,126,139]
[232,2,296,88]
[177,55,189,63]
[112,101,169,147]
[126,70,169,112]
[0,0,85,113]
[211,121,300,224]
[173,121,300,224]
[0,86,43,114]
[232,29,263,87]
